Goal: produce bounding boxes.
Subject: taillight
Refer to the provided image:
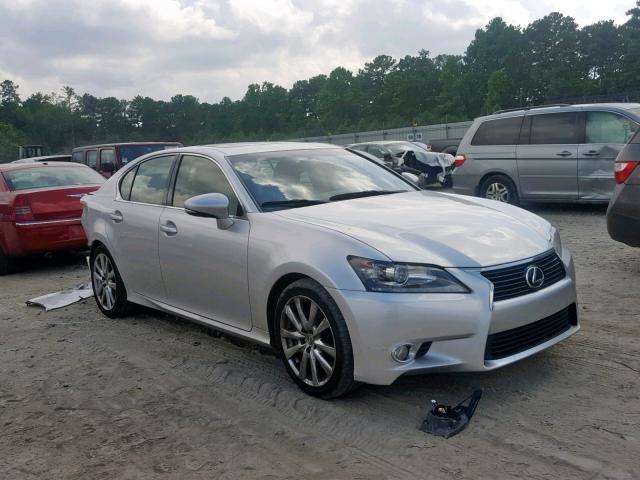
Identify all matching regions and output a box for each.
[614,161,638,184]
[12,195,34,222]
[454,154,467,168]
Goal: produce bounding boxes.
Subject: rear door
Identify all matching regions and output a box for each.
[578,111,640,200]
[109,155,176,301]
[517,112,580,200]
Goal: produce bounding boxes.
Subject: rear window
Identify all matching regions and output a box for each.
[72,151,85,163]
[3,166,106,191]
[471,117,523,145]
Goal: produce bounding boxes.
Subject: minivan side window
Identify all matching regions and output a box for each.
[529,113,579,144]
[129,156,175,205]
[72,151,85,164]
[172,155,242,215]
[86,150,98,168]
[471,116,523,145]
[100,148,116,171]
[585,112,639,144]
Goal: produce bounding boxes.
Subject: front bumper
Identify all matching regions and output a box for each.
[329,247,578,385]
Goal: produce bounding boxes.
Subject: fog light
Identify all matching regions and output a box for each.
[391,344,415,363]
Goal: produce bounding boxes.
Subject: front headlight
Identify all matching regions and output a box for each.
[348,256,470,293]
[551,227,562,255]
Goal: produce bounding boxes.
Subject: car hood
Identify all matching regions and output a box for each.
[275,191,554,268]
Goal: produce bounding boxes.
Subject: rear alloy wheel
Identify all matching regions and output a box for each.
[276,279,357,398]
[480,175,519,205]
[91,246,131,318]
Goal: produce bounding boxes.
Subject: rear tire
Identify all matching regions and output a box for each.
[275,279,358,399]
[0,250,11,276]
[441,175,453,188]
[90,245,132,318]
[480,174,519,205]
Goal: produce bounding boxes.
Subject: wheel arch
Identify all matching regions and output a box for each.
[266,272,311,349]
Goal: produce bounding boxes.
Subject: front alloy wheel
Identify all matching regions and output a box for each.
[275,279,357,398]
[280,295,336,387]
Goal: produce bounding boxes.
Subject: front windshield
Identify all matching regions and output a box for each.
[229,148,415,211]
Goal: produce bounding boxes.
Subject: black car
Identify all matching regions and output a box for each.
[607,131,640,246]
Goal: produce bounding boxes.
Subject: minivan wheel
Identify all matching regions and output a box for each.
[275,279,358,399]
[480,175,519,205]
[90,245,131,318]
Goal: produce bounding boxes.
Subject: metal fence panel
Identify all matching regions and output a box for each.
[291,121,473,145]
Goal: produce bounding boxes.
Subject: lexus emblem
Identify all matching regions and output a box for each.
[525,265,545,289]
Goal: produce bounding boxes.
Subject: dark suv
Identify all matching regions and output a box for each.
[71,142,182,177]
[607,131,640,246]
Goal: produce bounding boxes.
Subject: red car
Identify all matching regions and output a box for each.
[0,162,105,274]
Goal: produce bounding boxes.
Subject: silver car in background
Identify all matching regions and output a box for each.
[453,103,640,204]
[82,143,578,398]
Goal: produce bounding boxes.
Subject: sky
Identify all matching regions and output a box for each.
[0,0,634,103]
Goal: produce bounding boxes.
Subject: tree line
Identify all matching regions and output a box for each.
[1,3,640,162]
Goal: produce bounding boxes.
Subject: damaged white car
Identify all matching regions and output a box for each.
[82,142,579,398]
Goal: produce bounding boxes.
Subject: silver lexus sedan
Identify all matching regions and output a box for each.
[81,143,579,398]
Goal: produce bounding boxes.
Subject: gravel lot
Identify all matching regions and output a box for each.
[1,203,639,480]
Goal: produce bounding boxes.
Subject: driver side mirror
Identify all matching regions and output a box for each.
[184,193,234,229]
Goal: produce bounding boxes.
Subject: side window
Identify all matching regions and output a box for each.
[100,148,116,171]
[119,167,137,201]
[129,155,175,205]
[172,155,242,215]
[86,150,98,168]
[72,151,85,164]
[585,112,639,144]
[529,113,579,144]
[471,116,523,145]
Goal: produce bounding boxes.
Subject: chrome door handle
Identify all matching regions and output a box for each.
[556,151,573,157]
[583,150,600,156]
[160,222,178,235]
[109,211,123,223]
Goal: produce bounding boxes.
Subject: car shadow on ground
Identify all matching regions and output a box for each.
[7,251,88,276]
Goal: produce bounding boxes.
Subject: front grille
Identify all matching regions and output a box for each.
[485,304,577,360]
[481,250,565,302]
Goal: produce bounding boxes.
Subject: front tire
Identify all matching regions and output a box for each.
[275,279,358,399]
[480,174,519,205]
[0,250,11,276]
[90,245,131,318]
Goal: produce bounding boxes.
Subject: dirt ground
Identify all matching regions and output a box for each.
[1,203,639,480]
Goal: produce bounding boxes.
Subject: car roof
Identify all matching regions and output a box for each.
[481,102,640,121]
[167,142,342,157]
[72,141,182,151]
[0,161,88,172]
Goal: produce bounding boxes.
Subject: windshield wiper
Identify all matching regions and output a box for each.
[260,199,327,211]
[329,190,406,202]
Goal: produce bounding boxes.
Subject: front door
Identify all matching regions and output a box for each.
[517,112,579,200]
[578,111,640,200]
[158,154,252,331]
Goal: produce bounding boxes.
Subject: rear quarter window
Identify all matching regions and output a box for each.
[471,116,523,145]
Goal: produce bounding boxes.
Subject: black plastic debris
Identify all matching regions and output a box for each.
[420,389,482,438]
